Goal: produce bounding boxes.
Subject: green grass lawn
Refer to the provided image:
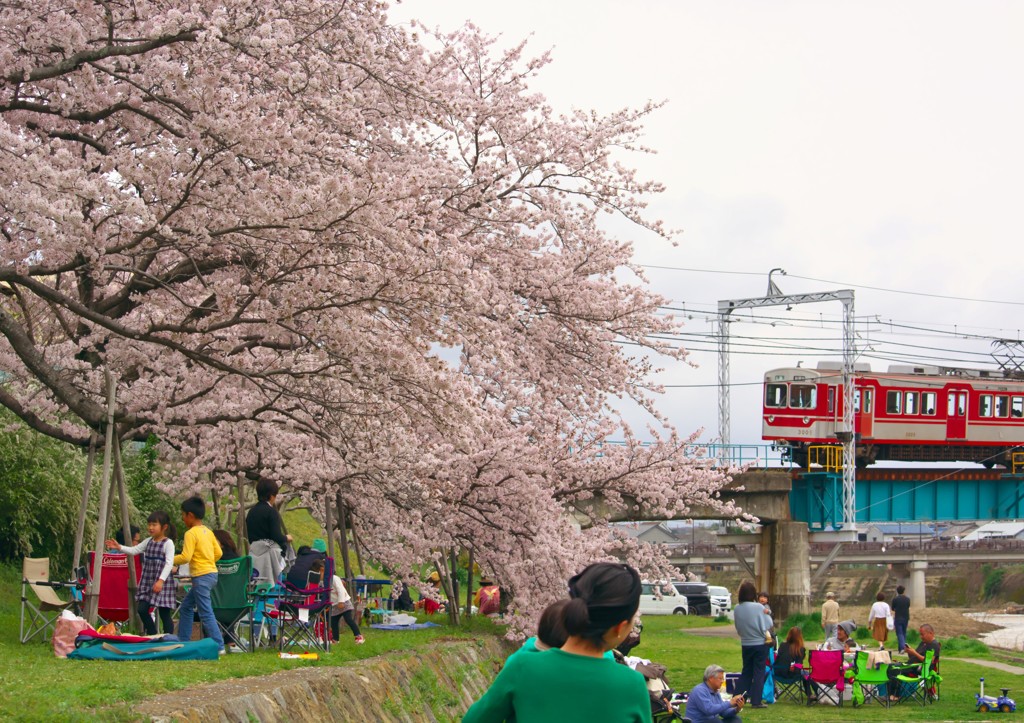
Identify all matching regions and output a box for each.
[0,562,500,722]
[6,554,1023,723]
[639,614,1022,721]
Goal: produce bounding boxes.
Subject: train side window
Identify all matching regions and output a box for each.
[1013,397,1024,418]
[790,384,816,409]
[827,387,835,414]
[922,392,936,415]
[886,391,902,414]
[905,391,918,415]
[996,395,1010,418]
[979,394,993,418]
[766,383,787,408]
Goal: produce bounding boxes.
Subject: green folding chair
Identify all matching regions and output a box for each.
[849,650,892,708]
[894,649,940,705]
[211,556,254,652]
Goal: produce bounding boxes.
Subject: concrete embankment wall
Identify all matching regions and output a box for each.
[133,638,506,722]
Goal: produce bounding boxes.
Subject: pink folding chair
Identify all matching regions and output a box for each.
[808,649,846,706]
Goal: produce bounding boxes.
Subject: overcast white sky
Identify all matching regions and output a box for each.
[390,1,1024,449]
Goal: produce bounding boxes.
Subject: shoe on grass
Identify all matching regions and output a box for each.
[354,635,365,645]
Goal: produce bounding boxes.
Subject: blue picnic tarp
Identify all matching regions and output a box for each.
[369,622,440,631]
[68,637,220,661]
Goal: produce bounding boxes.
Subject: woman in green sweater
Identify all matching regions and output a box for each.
[463,562,652,723]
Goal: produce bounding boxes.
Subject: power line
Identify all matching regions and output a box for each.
[638,263,1024,307]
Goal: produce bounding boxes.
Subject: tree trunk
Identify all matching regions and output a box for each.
[236,473,247,553]
[324,484,335,563]
[336,494,353,580]
[465,547,475,617]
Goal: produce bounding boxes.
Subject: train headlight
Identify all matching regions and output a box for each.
[803,416,810,424]
[768,415,775,423]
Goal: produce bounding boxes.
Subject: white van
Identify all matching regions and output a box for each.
[708,585,733,616]
[638,581,688,615]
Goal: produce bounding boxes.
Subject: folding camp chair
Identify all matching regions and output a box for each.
[894,649,941,705]
[20,558,83,643]
[849,650,892,708]
[277,556,333,653]
[807,649,845,707]
[87,551,143,625]
[211,556,255,652]
[774,665,807,704]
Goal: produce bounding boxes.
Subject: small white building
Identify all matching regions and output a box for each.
[963,521,1024,541]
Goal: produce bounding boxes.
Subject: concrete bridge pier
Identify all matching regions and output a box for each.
[890,559,928,608]
[757,520,811,621]
[909,560,927,609]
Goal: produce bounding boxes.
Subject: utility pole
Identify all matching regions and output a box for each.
[718,272,857,529]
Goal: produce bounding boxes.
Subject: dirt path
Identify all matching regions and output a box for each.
[686,608,1001,640]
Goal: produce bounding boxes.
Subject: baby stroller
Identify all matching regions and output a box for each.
[614,619,687,721]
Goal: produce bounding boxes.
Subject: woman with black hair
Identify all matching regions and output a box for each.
[463,562,652,722]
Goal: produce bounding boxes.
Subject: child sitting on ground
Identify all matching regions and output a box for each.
[310,558,364,645]
[106,511,177,635]
[173,496,225,654]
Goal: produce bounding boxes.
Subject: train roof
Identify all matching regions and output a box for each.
[765,362,1023,381]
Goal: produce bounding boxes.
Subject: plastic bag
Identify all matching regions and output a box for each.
[886,615,895,631]
[53,611,94,658]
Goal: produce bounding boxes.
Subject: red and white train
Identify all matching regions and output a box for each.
[762,362,1024,467]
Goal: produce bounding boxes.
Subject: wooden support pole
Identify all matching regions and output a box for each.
[73,433,99,570]
[336,494,353,580]
[85,372,117,625]
[112,438,141,631]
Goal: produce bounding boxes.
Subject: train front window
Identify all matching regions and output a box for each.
[886,391,902,414]
[790,384,816,409]
[996,395,1010,418]
[905,392,918,415]
[922,392,936,415]
[1014,397,1024,418]
[980,394,993,418]
[766,383,787,408]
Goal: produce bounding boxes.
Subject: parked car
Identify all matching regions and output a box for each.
[673,581,713,616]
[639,581,688,615]
[708,585,733,615]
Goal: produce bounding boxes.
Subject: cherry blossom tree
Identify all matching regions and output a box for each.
[0,0,739,627]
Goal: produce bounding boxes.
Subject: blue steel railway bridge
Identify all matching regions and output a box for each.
[580,444,1024,620]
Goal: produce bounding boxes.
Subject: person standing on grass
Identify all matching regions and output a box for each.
[245,477,292,583]
[463,562,652,722]
[174,496,225,654]
[868,592,892,648]
[733,580,772,709]
[891,585,911,652]
[821,591,839,642]
[106,510,177,635]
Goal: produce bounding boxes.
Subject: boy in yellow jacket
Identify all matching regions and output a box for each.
[174,496,224,653]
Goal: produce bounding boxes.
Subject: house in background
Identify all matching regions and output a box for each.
[859,523,937,544]
[963,521,1024,541]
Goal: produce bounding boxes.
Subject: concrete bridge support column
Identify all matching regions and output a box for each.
[758,520,811,621]
[909,560,927,609]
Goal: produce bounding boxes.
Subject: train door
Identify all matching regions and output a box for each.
[855,386,874,438]
[946,388,968,439]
